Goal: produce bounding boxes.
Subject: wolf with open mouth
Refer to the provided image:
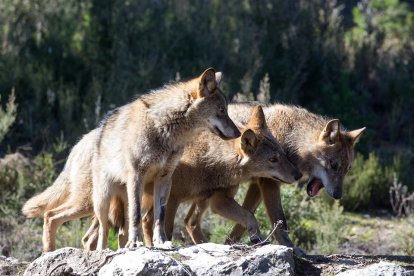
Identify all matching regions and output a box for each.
[225,102,365,253]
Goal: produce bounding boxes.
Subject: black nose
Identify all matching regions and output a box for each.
[234,129,241,138]
[294,171,303,181]
[332,191,342,199]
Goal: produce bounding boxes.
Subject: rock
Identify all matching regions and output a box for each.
[337,261,412,276]
[0,256,29,276]
[23,244,295,276]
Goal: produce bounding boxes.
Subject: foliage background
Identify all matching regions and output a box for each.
[0,0,414,259]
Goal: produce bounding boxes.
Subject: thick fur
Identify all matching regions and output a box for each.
[221,103,365,250]
[22,129,99,251]
[92,68,240,250]
[82,105,301,248]
[22,68,240,252]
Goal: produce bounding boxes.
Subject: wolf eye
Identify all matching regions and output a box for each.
[219,106,225,113]
[269,156,279,163]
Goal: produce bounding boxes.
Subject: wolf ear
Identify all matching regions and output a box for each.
[241,129,258,154]
[248,105,266,130]
[347,127,366,146]
[198,68,217,97]
[215,72,223,86]
[320,119,341,144]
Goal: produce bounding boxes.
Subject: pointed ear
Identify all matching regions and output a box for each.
[248,105,266,130]
[241,129,258,154]
[319,119,341,144]
[215,72,223,86]
[198,68,217,98]
[347,127,366,146]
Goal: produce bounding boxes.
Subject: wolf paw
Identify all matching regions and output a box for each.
[250,234,268,245]
[125,240,144,249]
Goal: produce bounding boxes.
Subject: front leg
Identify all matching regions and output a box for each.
[125,170,144,248]
[258,179,298,249]
[152,175,173,248]
[226,179,263,244]
[141,192,154,247]
[211,189,264,244]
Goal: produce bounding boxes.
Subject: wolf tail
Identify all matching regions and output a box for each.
[22,172,70,218]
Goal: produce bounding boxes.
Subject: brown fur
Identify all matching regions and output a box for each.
[22,68,240,251]
[83,105,301,248]
[221,103,365,251]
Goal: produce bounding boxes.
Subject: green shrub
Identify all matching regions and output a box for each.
[397,215,414,255]
[280,185,346,254]
[341,152,411,211]
[0,90,17,144]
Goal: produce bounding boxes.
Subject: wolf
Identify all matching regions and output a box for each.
[22,68,241,251]
[82,105,302,249]
[129,103,364,251]
[215,103,366,249]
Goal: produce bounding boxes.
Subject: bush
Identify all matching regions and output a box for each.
[341,152,412,211]
[281,185,346,254]
[0,90,17,144]
[397,215,414,256]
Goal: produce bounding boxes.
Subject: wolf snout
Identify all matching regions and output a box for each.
[231,128,241,138]
[332,190,342,199]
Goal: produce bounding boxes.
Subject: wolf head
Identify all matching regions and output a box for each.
[305,119,366,199]
[239,106,302,183]
[190,68,240,140]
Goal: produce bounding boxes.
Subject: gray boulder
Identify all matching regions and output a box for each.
[24,243,295,276]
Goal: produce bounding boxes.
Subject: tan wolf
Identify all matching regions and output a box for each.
[82,105,302,249]
[207,103,366,250]
[129,103,364,251]
[22,68,241,251]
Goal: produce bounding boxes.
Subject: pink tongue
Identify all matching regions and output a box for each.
[312,180,323,196]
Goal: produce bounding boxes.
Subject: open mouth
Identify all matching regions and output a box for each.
[306,178,324,197]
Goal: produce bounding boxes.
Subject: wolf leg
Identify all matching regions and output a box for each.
[152,176,173,248]
[43,201,92,252]
[226,179,262,244]
[82,217,99,250]
[184,200,209,244]
[257,179,296,247]
[164,198,179,241]
[210,189,264,244]
[125,170,144,248]
[117,193,129,248]
[141,192,154,247]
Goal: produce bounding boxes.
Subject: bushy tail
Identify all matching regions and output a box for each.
[22,172,70,218]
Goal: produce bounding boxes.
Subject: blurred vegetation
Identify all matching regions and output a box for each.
[0,90,17,144]
[1,0,414,258]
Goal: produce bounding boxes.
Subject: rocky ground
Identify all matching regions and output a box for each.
[1,243,413,275]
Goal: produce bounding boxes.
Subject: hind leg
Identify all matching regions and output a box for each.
[164,197,179,241]
[82,217,99,250]
[93,171,115,250]
[184,200,209,244]
[43,201,93,252]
